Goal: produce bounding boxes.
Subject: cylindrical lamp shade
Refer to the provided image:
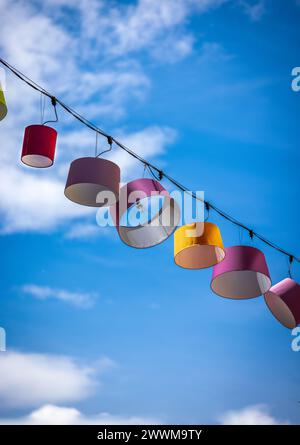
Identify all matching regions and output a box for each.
[0,87,7,121]
[65,157,120,207]
[21,125,57,168]
[111,178,180,248]
[264,278,300,329]
[211,246,271,299]
[174,222,225,269]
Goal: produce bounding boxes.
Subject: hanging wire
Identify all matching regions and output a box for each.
[96,135,113,158]
[1,56,299,264]
[147,165,164,182]
[204,202,210,222]
[238,226,243,245]
[42,96,58,125]
[288,255,294,279]
[40,92,46,124]
[142,163,147,178]
[94,131,98,157]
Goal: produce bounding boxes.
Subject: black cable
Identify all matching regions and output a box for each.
[1,56,299,264]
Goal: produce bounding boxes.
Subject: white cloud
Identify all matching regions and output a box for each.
[60,0,225,61]
[65,222,107,239]
[0,166,92,234]
[0,351,114,408]
[0,404,159,425]
[0,351,154,424]
[151,34,195,63]
[21,284,98,308]
[110,126,177,175]
[219,405,289,425]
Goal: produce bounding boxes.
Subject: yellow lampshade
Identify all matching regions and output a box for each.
[0,87,7,121]
[174,222,225,269]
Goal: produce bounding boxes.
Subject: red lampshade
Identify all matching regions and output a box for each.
[21,124,57,168]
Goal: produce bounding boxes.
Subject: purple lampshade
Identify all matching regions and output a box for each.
[264,278,300,329]
[111,178,180,248]
[65,157,120,207]
[211,245,271,299]
[64,157,120,207]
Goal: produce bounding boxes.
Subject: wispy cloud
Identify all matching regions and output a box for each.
[53,0,224,61]
[65,222,108,239]
[21,284,98,308]
[239,1,266,22]
[219,404,290,425]
[0,351,114,408]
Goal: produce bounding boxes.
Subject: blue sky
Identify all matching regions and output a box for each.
[0,0,299,425]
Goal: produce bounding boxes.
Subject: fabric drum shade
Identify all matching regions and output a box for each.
[111,178,180,248]
[174,222,225,269]
[64,157,120,207]
[264,278,300,329]
[211,245,271,299]
[0,87,7,121]
[21,124,57,168]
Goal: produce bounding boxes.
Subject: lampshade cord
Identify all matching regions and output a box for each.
[42,96,58,126]
[238,226,243,245]
[96,135,113,158]
[204,202,210,222]
[142,163,147,178]
[288,255,294,279]
[40,92,46,124]
[94,131,98,157]
[147,165,164,182]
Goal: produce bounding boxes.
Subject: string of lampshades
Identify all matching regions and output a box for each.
[0,57,299,330]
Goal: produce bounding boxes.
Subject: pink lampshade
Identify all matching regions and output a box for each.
[211,245,271,299]
[111,178,180,248]
[264,278,300,329]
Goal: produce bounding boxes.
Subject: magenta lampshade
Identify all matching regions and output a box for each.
[21,124,57,168]
[264,278,300,329]
[64,157,120,207]
[111,178,180,248]
[211,245,271,299]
